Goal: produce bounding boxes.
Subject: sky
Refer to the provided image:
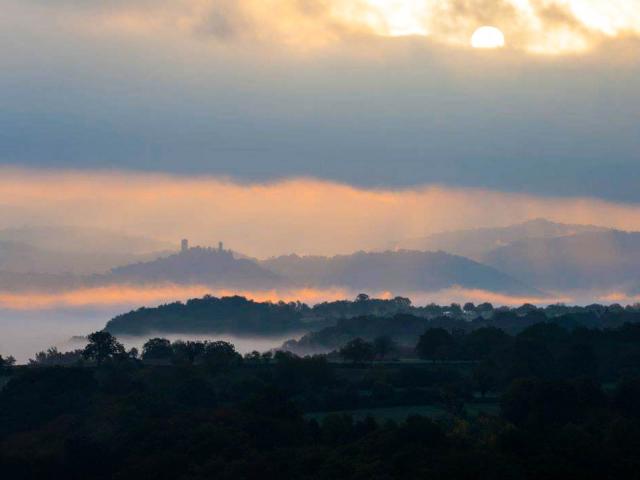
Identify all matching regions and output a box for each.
[3,167,640,257]
[1,0,639,203]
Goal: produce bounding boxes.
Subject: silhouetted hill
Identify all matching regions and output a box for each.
[105,295,306,335]
[485,230,640,292]
[263,250,537,295]
[110,247,284,288]
[284,306,640,355]
[393,219,609,260]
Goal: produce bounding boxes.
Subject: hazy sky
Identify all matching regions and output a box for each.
[4,167,640,257]
[1,0,639,202]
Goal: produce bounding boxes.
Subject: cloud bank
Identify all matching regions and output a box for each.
[13,0,640,54]
[3,167,640,258]
[3,0,639,203]
[2,283,637,311]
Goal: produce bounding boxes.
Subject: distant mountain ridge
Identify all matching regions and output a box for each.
[262,250,537,295]
[110,247,284,289]
[101,247,539,296]
[485,230,640,292]
[393,218,610,261]
[391,219,640,294]
[2,219,637,298]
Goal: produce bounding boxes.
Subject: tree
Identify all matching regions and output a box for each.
[202,341,241,369]
[244,350,262,363]
[462,327,511,360]
[515,303,538,316]
[29,347,83,366]
[261,351,273,364]
[339,338,374,364]
[476,302,494,314]
[463,302,476,313]
[613,377,640,418]
[373,336,396,360]
[562,343,598,378]
[519,322,569,345]
[502,378,580,427]
[416,328,454,362]
[393,296,412,308]
[0,354,16,368]
[171,340,205,365]
[473,359,499,397]
[82,331,126,365]
[142,338,173,361]
[448,303,463,315]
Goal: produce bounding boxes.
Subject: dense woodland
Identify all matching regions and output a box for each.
[3,305,640,478]
[105,293,640,338]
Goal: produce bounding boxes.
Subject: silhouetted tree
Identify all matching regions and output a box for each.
[416,328,454,362]
[562,343,598,378]
[0,354,16,368]
[373,335,396,360]
[82,331,126,365]
[473,359,499,397]
[244,350,262,363]
[202,341,241,369]
[340,338,374,364]
[29,347,83,366]
[142,338,173,361]
[261,351,273,364]
[613,377,640,418]
[171,340,205,365]
[448,303,463,315]
[462,327,511,360]
[476,302,494,313]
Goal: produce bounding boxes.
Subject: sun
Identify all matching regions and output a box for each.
[471,26,506,49]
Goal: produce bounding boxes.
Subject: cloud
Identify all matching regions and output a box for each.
[2,167,640,258]
[0,284,347,310]
[0,283,572,311]
[12,0,640,54]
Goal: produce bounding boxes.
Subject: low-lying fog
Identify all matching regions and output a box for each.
[2,286,636,364]
[0,308,296,364]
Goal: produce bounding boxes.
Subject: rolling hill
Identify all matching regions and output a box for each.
[393,218,608,261]
[484,230,640,292]
[110,247,283,289]
[262,250,537,295]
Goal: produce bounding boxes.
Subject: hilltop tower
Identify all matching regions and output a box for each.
[218,241,224,252]
[181,239,189,253]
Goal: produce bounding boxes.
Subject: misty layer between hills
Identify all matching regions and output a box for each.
[1,219,640,302]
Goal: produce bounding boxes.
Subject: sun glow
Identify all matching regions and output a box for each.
[334,0,639,54]
[55,0,640,55]
[471,26,506,49]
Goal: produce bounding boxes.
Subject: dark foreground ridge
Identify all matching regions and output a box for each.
[3,311,640,478]
[105,293,640,340]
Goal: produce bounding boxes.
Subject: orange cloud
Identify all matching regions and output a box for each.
[2,167,640,259]
[0,285,354,310]
[0,282,585,311]
[14,0,640,55]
